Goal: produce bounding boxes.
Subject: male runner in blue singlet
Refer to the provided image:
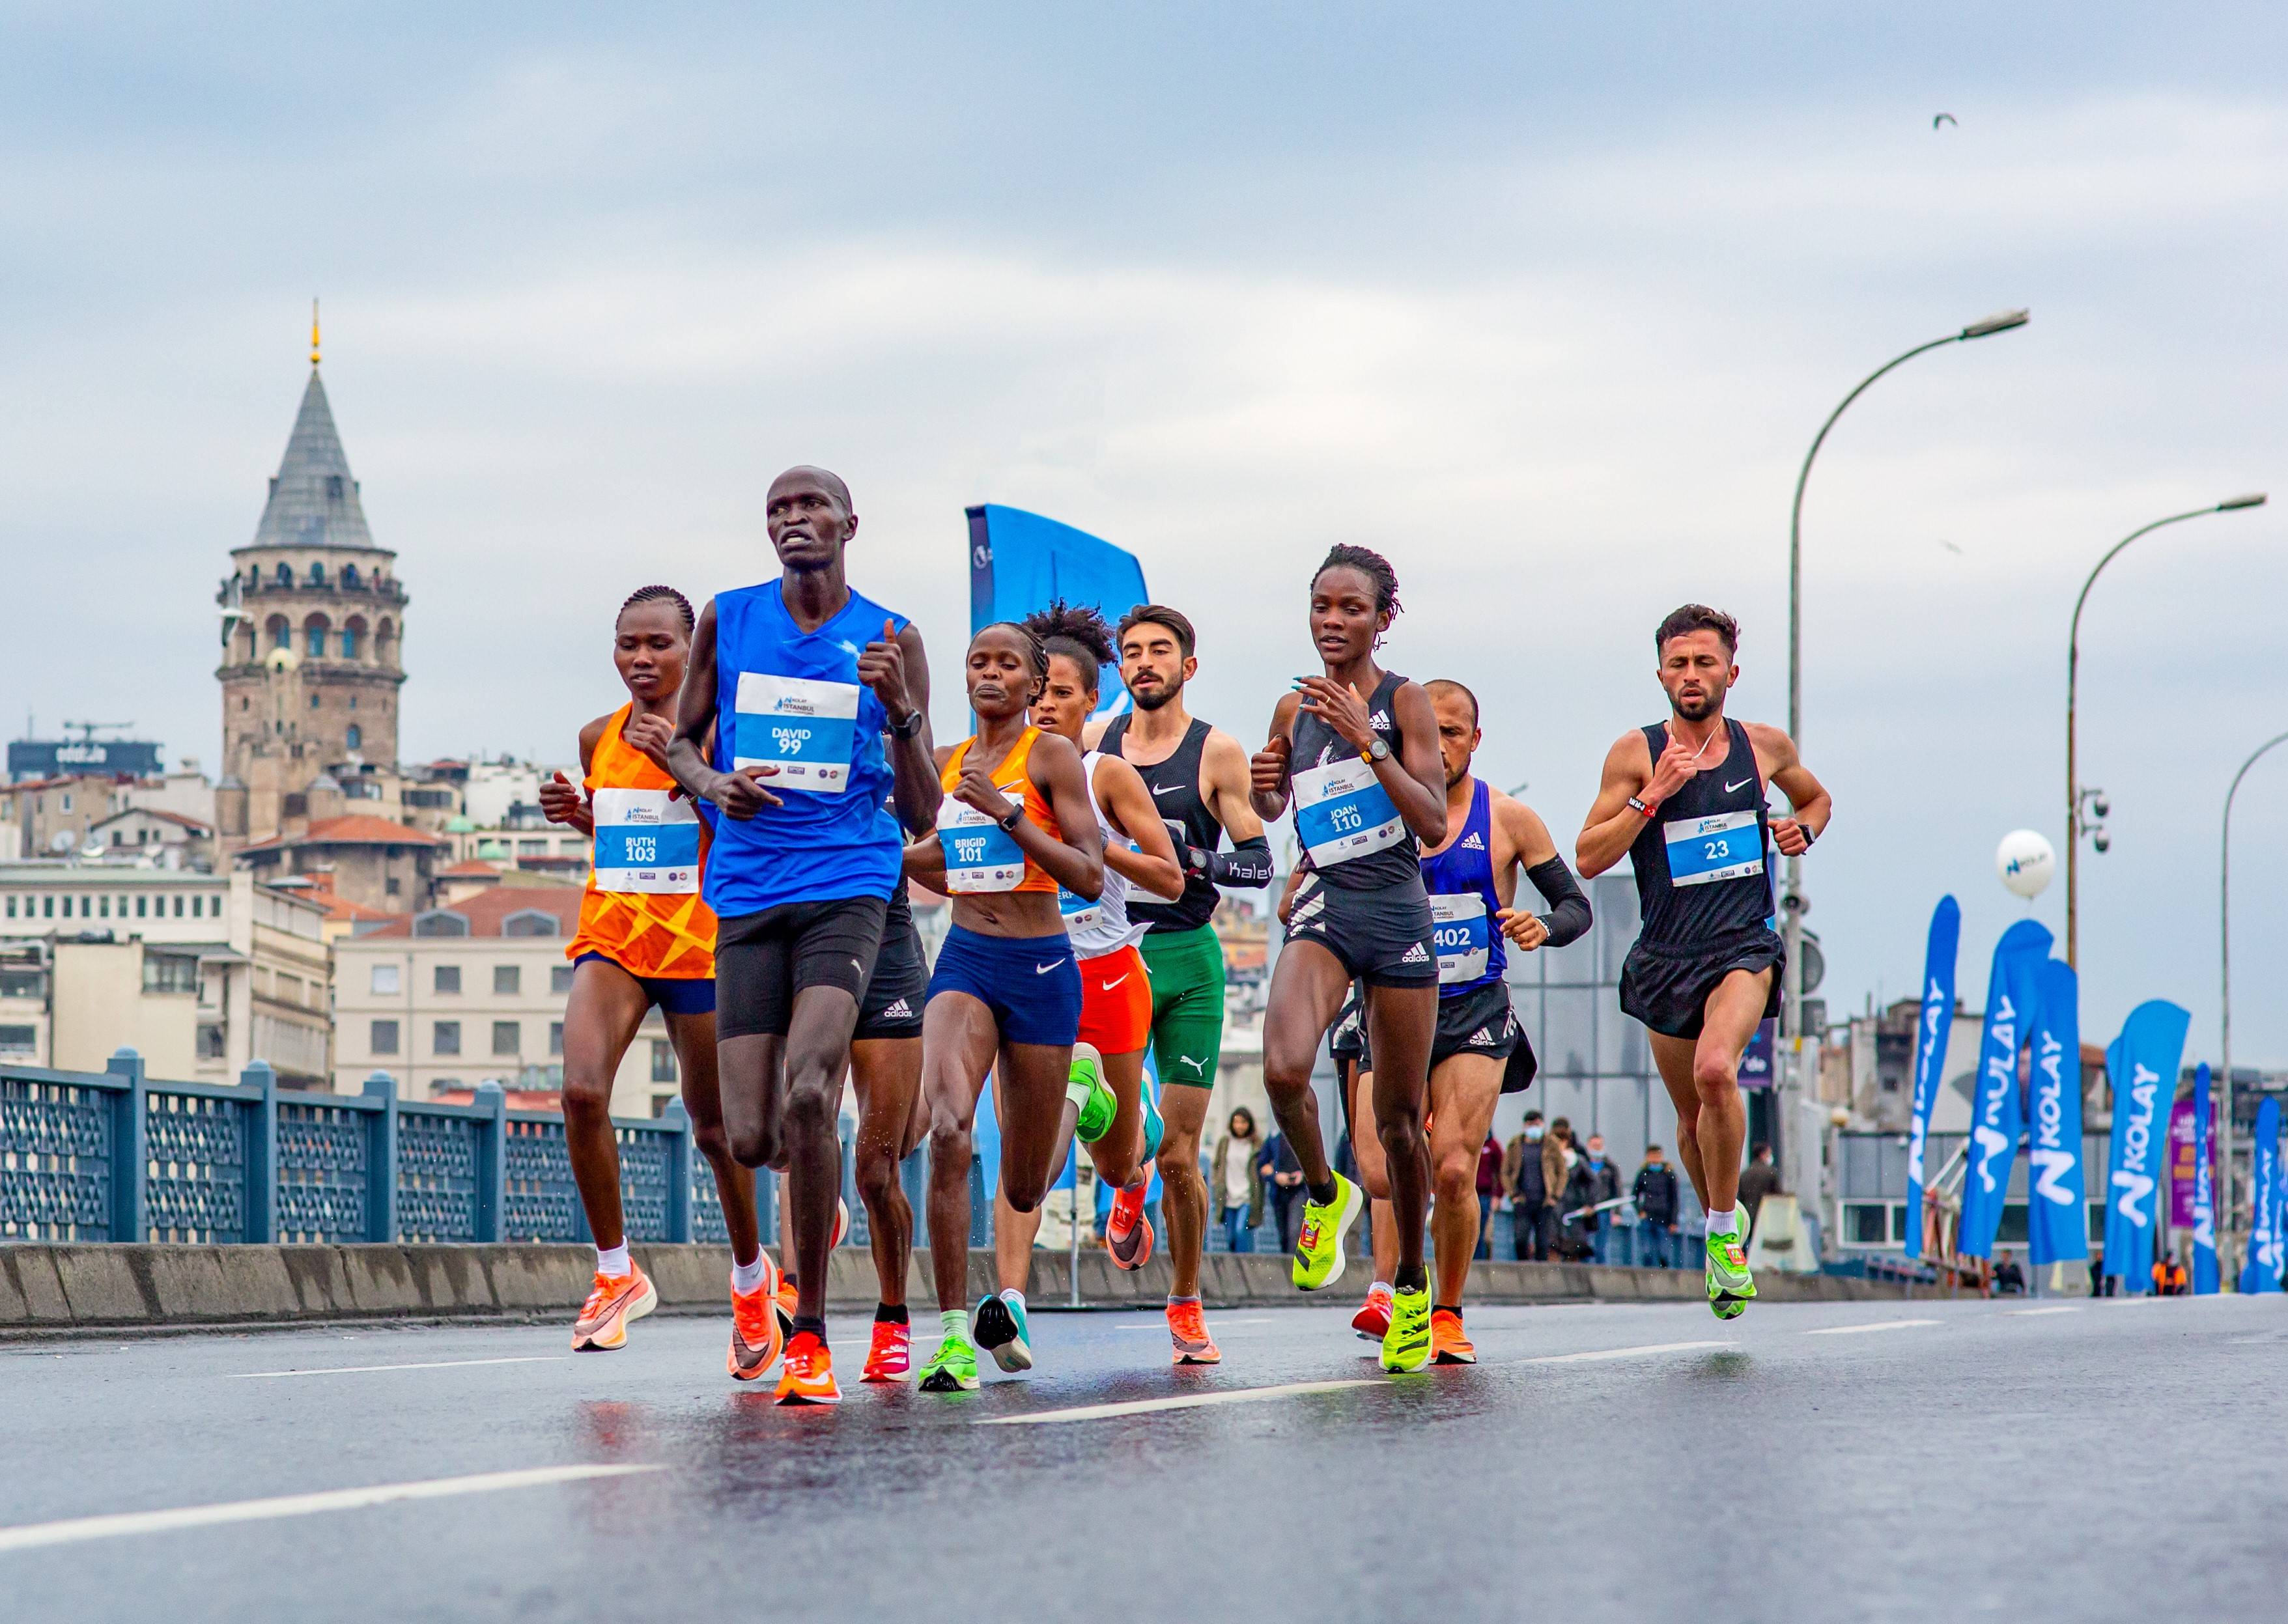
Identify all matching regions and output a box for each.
[667,466,939,1403]
[1576,605,1830,1320]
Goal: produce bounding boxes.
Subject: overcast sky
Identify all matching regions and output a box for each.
[4,3,2285,1063]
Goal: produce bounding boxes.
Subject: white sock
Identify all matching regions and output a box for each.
[595,1242,630,1279]
[1001,1287,1026,1311]
[1707,1208,1740,1239]
[1370,1280,1392,1299]
[941,1308,968,1341]
[729,1251,768,1294]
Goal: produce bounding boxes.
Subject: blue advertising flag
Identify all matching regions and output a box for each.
[2237,1097,2281,1293]
[1958,919,2052,1259]
[1902,896,1962,1259]
[2025,958,2088,1265]
[2192,1061,2218,1294]
[2101,1000,2188,1293]
[965,504,1150,723]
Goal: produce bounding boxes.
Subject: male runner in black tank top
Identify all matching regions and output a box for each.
[1577,604,1831,1320]
[1090,604,1271,1365]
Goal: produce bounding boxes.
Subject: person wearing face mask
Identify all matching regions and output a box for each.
[1503,1111,1552,1261]
[1631,1144,1682,1268]
[1577,1134,1622,1263]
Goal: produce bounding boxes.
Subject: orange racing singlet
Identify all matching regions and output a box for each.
[936,728,1062,895]
[568,704,716,979]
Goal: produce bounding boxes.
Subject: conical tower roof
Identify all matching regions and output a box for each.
[240,367,384,554]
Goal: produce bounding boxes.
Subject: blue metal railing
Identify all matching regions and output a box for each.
[0,1051,738,1246]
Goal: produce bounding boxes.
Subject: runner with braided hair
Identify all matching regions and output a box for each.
[539,585,764,1362]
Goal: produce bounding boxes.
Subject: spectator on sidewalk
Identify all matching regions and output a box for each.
[1259,1130,1305,1253]
[1475,1133,1503,1260]
[1577,1134,1621,1263]
[1994,1250,2026,1295]
[1737,1141,1780,1237]
[1503,1111,1551,1261]
[1547,1117,1585,1260]
[1212,1108,1264,1254]
[1631,1144,1682,1268]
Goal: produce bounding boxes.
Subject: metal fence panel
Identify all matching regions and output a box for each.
[0,1068,113,1240]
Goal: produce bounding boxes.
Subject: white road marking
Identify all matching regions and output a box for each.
[1804,1319,1940,1336]
[1114,1319,1280,1332]
[229,1356,569,1380]
[982,1379,1376,1424]
[0,1464,662,1554]
[1517,1339,1734,1364]
[2007,1306,2082,1317]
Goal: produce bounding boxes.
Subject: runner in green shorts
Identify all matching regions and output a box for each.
[1095,604,1272,1364]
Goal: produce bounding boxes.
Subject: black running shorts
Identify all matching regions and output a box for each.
[1286,875,1437,988]
[1618,927,1785,1041]
[854,907,929,1042]
[1430,979,1522,1068]
[715,897,888,1041]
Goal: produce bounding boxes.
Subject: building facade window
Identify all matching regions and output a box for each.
[550,964,574,995]
[434,964,460,994]
[371,962,400,995]
[432,1020,460,1056]
[490,1020,518,1057]
[136,895,148,917]
[494,964,520,996]
[371,1019,399,1056]
[651,1040,677,1084]
[341,627,360,660]
[0,1025,38,1054]
[306,624,327,658]
[549,1021,564,1057]
[346,724,363,751]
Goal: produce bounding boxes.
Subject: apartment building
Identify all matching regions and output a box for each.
[332,885,664,1116]
[0,864,330,1085]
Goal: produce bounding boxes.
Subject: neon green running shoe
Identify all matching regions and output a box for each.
[917,1333,980,1393]
[972,1292,1034,1373]
[1069,1043,1115,1144]
[1292,1171,1363,1292]
[1706,1219,1755,1318]
[1380,1285,1432,1373]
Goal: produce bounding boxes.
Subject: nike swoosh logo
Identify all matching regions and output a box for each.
[1103,973,1129,989]
[1724,777,1752,793]
[1036,959,1067,974]
[1151,781,1179,794]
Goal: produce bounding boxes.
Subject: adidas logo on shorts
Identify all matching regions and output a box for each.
[1466,1026,1493,1046]
[1461,831,1486,850]
[881,998,914,1020]
[1400,942,1430,964]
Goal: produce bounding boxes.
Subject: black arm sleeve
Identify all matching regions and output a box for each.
[1202,833,1274,889]
[1524,854,1592,947]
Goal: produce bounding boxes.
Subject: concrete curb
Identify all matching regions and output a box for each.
[0,1243,1947,1336]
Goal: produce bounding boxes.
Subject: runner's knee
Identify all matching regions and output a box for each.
[1691,1052,1738,1099]
[727,1119,777,1169]
[691,1117,733,1170]
[1432,1145,1476,1201]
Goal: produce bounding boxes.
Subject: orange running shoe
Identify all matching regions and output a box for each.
[1166,1298,1221,1365]
[728,1258,785,1382]
[1351,1283,1393,1341]
[862,1318,912,1383]
[571,1264,657,1352]
[1107,1188,1155,1272]
[775,1329,843,1405]
[1430,1307,1476,1365]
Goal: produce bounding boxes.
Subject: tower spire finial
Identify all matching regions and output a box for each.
[310,298,320,367]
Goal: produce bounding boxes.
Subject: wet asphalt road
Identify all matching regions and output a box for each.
[5,1293,2287,1623]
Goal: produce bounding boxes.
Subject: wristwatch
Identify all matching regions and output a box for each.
[1364,736,1392,763]
[888,707,925,740]
[1627,796,1655,819]
[994,803,1023,833]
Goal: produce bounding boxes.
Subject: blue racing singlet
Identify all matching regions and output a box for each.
[704,580,907,916]
[1418,777,1506,996]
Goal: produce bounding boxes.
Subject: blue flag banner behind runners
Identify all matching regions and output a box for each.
[966,504,1150,723]
[2102,1000,2188,1293]
[1902,895,1961,1259]
[2238,1097,2281,1293]
[2192,1062,2218,1294]
[2026,957,2088,1265]
[1958,919,2052,1259]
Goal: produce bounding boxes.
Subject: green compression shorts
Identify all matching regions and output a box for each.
[1139,923,1225,1089]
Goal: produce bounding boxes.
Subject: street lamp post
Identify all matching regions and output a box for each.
[2219,729,2288,1274]
[2066,495,2268,971]
[1783,309,2028,1209]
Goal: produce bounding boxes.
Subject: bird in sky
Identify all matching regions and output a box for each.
[1933,113,1958,130]
[1938,539,1964,555]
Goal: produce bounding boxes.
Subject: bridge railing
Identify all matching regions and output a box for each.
[0,1051,731,1246]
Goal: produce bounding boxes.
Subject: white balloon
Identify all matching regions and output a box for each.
[1996,829,2056,899]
